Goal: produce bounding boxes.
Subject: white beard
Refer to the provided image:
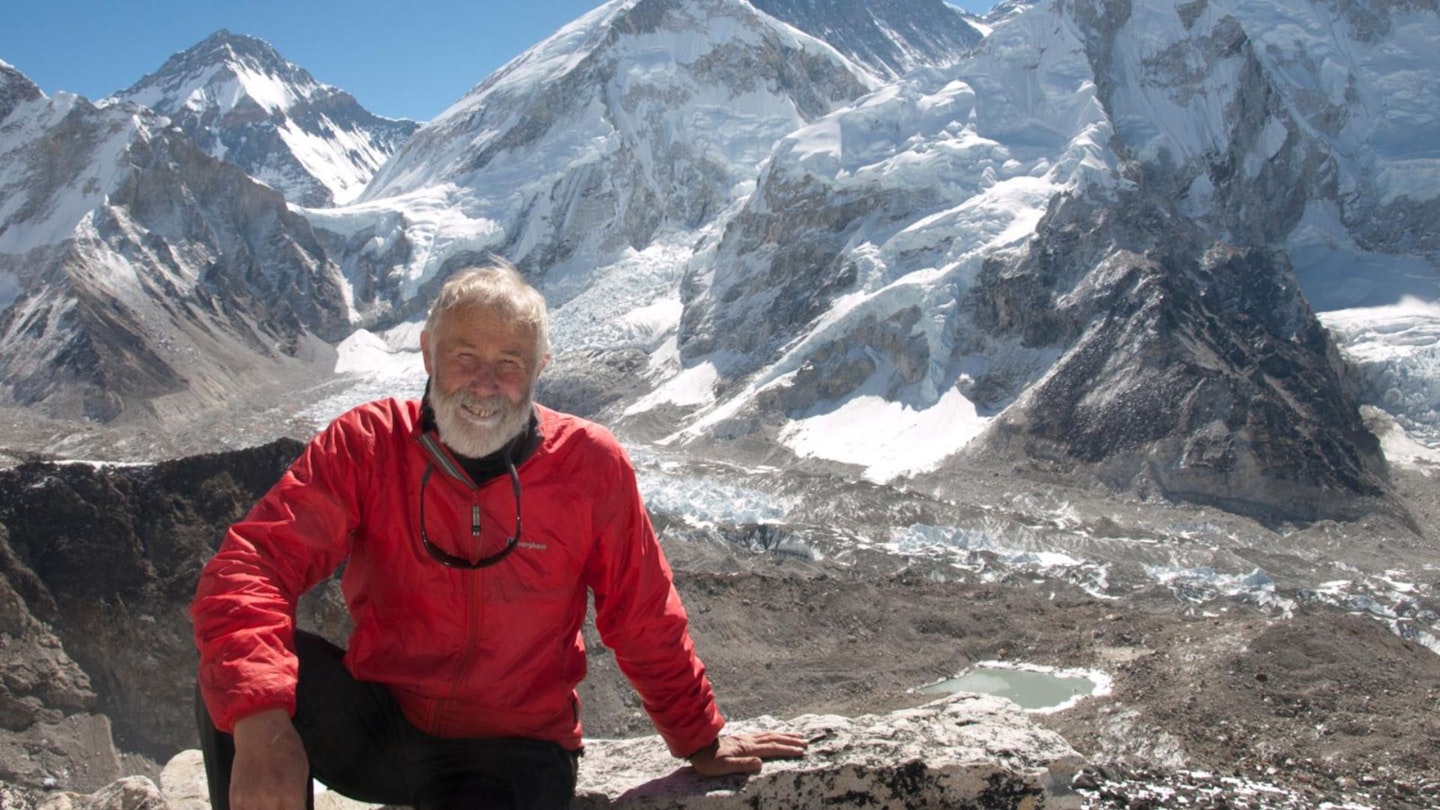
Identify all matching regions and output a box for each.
[431,388,532,459]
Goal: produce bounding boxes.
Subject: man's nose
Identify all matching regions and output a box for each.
[466,362,503,391]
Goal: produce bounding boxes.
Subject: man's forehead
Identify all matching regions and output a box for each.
[435,304,537,342]
[442,301,526,325]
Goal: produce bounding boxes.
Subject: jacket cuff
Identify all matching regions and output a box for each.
[663,712,726,759]
[684,737,720,761]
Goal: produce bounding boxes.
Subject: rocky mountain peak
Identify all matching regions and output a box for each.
[113,30,315,128]
[112,30,417,207]
[0,60,44,123]
[369,0,872,200]
[346,0,873,328]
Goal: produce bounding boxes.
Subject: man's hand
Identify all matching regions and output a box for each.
[688,731,809,777]
[229,708,310,810]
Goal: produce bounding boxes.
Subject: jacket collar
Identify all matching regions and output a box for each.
[416,382,542,486]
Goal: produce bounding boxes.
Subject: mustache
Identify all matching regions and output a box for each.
[431,384,514,413]
[451,393,511,413]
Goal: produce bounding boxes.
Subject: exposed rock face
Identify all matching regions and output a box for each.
[678,167,914,367]
[0,526,95,728]
[953,190,1391,523]
[0,710,123,796]
[0,440,313,765]
[0,528,122,793]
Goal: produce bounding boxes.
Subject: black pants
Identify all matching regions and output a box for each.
[196,631,579,810]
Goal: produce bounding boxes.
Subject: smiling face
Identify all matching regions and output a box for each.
[422,301,547,459]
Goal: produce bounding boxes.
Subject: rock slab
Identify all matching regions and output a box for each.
[572,693,1085,809]
[146,693,1085,809]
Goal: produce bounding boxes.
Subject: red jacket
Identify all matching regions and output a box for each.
[191,398,725,757]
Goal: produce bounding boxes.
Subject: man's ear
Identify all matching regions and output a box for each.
[536,352,552,377]
[420,331,433,375]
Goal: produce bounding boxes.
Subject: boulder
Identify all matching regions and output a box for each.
[573,693,1085,809]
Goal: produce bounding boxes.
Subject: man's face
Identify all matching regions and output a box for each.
[421,303,547,458]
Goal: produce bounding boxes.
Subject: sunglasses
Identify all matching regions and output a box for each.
[417,457,523,569]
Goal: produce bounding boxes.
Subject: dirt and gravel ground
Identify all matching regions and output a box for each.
[569,461,1440,809]
[571,567,1440,808]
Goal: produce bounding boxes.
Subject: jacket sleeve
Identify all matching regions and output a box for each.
[190,415,369,732]
[585,442,725,758]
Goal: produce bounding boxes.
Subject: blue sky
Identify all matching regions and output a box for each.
[0,0,995,122]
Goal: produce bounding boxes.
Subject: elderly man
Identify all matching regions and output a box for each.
[192,260,806,810]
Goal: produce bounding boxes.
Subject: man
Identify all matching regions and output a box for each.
[192,260,806,810]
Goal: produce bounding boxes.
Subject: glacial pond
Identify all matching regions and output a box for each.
[915,662,1110,712]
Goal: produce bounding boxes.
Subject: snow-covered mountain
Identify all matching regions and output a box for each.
[654,0,1392,520]
[111,30,417,207]
[750,0,984,79]
[333,0,876,327]
[1,0,1437,525]
[0,63,347,435]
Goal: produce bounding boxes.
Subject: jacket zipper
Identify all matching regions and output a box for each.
[418,433,488,733]
[426,486,486,734]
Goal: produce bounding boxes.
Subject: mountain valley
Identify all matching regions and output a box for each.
[2,0,1439,806]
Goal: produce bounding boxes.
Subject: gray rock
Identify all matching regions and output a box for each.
[0,713,123,795]
[151,694,1085,809]
[0,442,322,768]
[574,694,1084,809]
[38,776,166,810]
[157,751,207,810]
